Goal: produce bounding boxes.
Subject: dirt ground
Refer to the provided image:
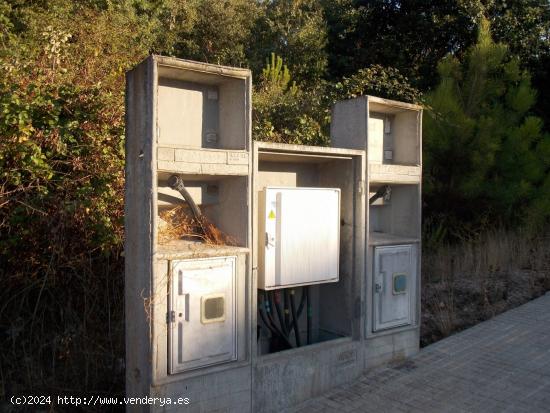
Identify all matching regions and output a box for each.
[421,268,550,346]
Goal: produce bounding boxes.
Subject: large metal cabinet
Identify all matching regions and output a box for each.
[258,187,340,290]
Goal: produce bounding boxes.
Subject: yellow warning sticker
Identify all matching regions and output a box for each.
[268,210,276,219]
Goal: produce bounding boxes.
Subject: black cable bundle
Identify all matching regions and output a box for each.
[257,287,310,351]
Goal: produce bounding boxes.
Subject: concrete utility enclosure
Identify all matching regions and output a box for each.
[331,95,422,342]
[157,67,248,150]
[125,56,252,412]
[125,56,422,412]
[253,143,364,354]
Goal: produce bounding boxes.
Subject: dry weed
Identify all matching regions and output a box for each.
[422,229,550,346]
[158,205,236,246]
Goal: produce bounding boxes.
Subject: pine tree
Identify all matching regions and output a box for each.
[424,18,550,234]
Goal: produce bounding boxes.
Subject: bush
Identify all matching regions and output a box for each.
[253,54,421,145]
[253,53,328,145]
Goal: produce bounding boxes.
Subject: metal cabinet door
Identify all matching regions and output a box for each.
[169,256,236,373]
[373,245,415,332]
[262,187,340,289]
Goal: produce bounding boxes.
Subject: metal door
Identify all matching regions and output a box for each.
[261,187,340,289]
[169,256,236,373]
[373,245,415,331]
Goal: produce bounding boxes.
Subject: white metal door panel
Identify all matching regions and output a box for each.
[373,245,415,332]
[169,256,236,373]
[262,187,340,289]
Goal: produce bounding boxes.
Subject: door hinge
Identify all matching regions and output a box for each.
[166,311,176,324]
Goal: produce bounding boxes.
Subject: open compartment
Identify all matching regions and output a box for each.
[156,172,249,248]
[369,183,420,245]
[368,100,420,166]
[157,64,249,150]
[254,145,363,355]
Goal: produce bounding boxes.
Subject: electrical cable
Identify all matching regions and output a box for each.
[289,289,301,347]
[168,174,203,219]
[306,287,311,345]
[259,301,289,346]
[167,174,207,236]
[272,290,288,338]
[257,294,279,337]
[296,287,306,317]
[369,185,391,205]
[283,289,292,335]
[259,291,293,348]
[266,292,291,344]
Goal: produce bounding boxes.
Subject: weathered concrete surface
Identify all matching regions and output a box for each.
[286,292,550,413]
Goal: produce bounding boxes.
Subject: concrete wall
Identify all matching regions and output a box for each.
[254,339,363,412]
[125,56,156,410]
[364,328,420,369]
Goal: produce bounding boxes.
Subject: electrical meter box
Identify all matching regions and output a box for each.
[169,256,237,373]
[125,56,252,412]
[331,95,422,371]
[126,54,421,412]
[373,245,417,331]
[258,187,340,290]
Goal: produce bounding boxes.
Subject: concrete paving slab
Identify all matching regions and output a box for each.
[285,293,550,413]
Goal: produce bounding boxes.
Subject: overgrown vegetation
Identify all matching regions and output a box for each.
[0,0,549,404]
[422,230,550,346]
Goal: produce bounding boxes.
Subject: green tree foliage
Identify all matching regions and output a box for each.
[0,0,162,271]
[249,0,328,84]
[424,18,550,235]
[253,53,420,145]
[485,0,550,131]
[322,0,485,88]
[0,0,155,394]
[487,0,550,67]
[322,0,550,130]
[253,53,327,145]
[331,65,421,103]
[164,0,261,67]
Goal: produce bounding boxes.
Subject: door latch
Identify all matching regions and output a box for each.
[265,232,276,248]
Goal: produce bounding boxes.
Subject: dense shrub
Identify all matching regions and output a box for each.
[0,0,148,397]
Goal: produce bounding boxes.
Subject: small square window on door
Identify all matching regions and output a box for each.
[373,245,416,332]
[201,294,226,324]
[392,273,407,295]
[168,256,237,374]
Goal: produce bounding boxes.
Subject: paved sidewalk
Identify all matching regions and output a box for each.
[287,292,550,413]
